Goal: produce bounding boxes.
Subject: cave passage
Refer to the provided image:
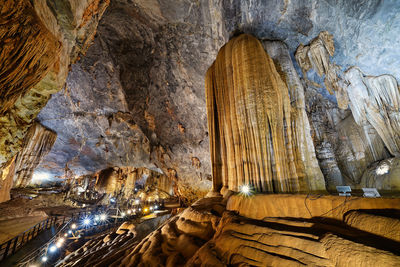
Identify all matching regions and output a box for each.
[1,1,400,266]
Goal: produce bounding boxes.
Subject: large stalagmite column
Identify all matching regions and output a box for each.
[206,34,324,193]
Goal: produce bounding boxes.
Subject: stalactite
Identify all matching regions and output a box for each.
[0,0,60,114]
[13,122,57,187]
[295,31,349,109]
[206,34,308,193]
[345,67,400,156]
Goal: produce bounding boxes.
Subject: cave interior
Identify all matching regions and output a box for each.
[1,0,400,266]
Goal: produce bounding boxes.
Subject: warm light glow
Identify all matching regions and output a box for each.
[71,223,77,229]
[143,207,149,213]
[64,233,68,237]
[239,184,252,196]
[135,199,140,204]
[49,245,57,253]
[139,208,142,211]
[58,237,65,243]
[56,242,62,248]
[121,212,126,217]
[150,206,154,211]
[41,256,48,262]
[127,209,132,214]
[100,214,107,221]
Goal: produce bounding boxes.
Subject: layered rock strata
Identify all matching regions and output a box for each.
[206,34,324,193]
[58,195,400,266]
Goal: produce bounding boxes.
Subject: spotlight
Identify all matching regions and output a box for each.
[100,214,107,221]
[56,242,62,248]
[155,205,158,209]
[133,209,136,213]
[83,218,91,226]
[49,245,57,253]
[68,230,72,234]
[239,184,252,196]
[71,223,77,229]
[127,209,132,214]
[94,215,99,221]
[64,233,68,237]
[58,237,65,243]
[121,212,126,217]
[150,206,154,211]
[139,208,142,211]
[135,199,140,204]
[41,256,48,262]
[110,198,115,203]
[143,207,149,213]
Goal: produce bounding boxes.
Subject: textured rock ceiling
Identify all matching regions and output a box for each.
[13,0,400,198]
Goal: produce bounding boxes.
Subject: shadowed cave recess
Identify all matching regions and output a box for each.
[1,0,400,266]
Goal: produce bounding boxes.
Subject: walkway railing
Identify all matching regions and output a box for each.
[0,208,95,262]
[0,216,60,261]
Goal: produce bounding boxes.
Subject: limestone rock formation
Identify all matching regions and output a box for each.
[360,157,400,191]
[13,122,57,187]
[299,31,400,191]
[60,195,400,266]
[345,67,400,157]
[14,0,400,201]
[206,34,324,193]
[263,40,325,192]
[0,0,109,171]
[0,157,16,203]
[0,0,60,114]
[93,166,173,202]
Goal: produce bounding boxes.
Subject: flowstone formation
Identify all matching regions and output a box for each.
[298,31,400,191]
[58,196,400,266]
[13,122,57,187]
[206,34,324,193]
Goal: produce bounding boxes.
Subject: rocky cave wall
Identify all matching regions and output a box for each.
[3,0,400,202]
[0,0,110,201]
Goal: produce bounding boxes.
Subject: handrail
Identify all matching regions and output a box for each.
[0,208,97,262]
[0,216,60,261]
[16,218,73,267]
[17,215,123,266]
